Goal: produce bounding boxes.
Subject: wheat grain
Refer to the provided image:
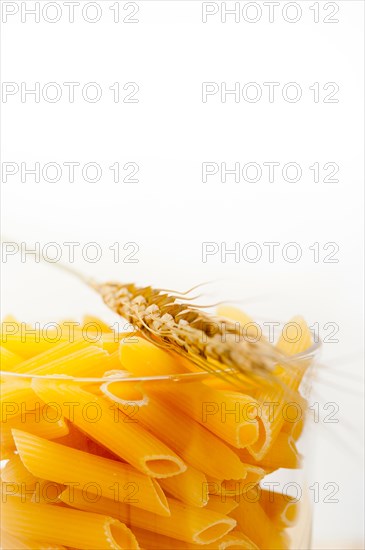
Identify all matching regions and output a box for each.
[95,281,285,383]
[0,239,287,385]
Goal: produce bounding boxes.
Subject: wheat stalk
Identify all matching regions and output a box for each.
[1,238,286,384]
[94,281,285,383]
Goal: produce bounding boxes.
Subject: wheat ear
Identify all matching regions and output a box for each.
[1,237,285,382]
[95,281,285,382]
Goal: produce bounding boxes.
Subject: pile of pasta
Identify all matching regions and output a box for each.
[0,308,313,550]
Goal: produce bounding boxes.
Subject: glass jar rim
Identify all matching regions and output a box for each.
[0,340,321,385]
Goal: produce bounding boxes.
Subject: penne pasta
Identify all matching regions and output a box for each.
[31,380,186,479]
[230,496,290,550]
[0,447,15,460]
[102,332,134,354]
[82,315,113,333]
[12,340,99,374]
[206,531,259,549]
[55,423,119,460]
[100,379,149,408]
[0,310,312,549]
[0,530,67,550]
[60,490,236,545]
[1,454,39,487]
[1,496,140,550]
[204,495,240,515]
[31,479,65,504]
[0,346,23,371]
[133,527,259,549]
[111,392,247,480]
[105,350,124,370]
[282,416,305,441]
[159,466,208,507]
[1,480,32,503]
[206,464,265,498]
[13,429,170,516]
[238,431,302,471]
[1,410,69,450]
[119,337,191,376]
[1,333,79,358]
[160,383,261,449]
[217,305,265,343]
[276,316,313,359]
[0,380,43,423]
[241,316,312,461]
[260,490,299,528]
[17,347,109,378]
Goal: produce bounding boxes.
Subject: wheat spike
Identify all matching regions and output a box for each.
[0,238,285,383]
[96,281,284,382]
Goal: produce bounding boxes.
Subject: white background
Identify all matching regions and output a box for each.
[1,1,364,548]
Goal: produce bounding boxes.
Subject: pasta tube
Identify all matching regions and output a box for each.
[31,379,186,478]
[13,429,170,516]
[0,530,67,550]
[133,528,259,549]
[239,432,302,471]
[112,393,247,480]
[1,497,140,550]
[60,490,236,545]
[160,383,261,448]
[0,380,42,422]
[230,497,290,550]
[119,337,192,376]
[0,346,23,371]
[1,411,69,450]
[159,466,208,507]
[260,490,299,528]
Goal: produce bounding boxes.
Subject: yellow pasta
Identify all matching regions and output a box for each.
[30,380,186,479]
[211,311,312,460]
[160,383,261,449]
[60,490,236,545]
[217,305,265,342]
[0,346,23,371]
[260,490,299,528]
[53,422,118,462]
[206,464,265,497]
[0,310,312,549]
[105,349,124,370]
[109,392,247,480]
[1,480,31,503]
[31,479,65,504]
[201,306,266,393]
[0,380,42,422]
[276,316,313,358]
[102,332,134,354]
[230,496,290,550]
[1,410,69,450]
[238,431,302,472]
[1,496,140,550]
[119,336,192,376]
[282,416,305,441]
[0,530,67,550]
[12,339,100,374]
[18,347,109,378]
[1,332,78,358]
[100,379,149,407]
[159,466,208,507]
[133,527,259,549]
[82,315,113,333]
[13,429,170,515]
[204,495,240,515]
[2,454,38,487]
[0,447,15,460]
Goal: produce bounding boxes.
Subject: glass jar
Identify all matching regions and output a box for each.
[0,328,320,550]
